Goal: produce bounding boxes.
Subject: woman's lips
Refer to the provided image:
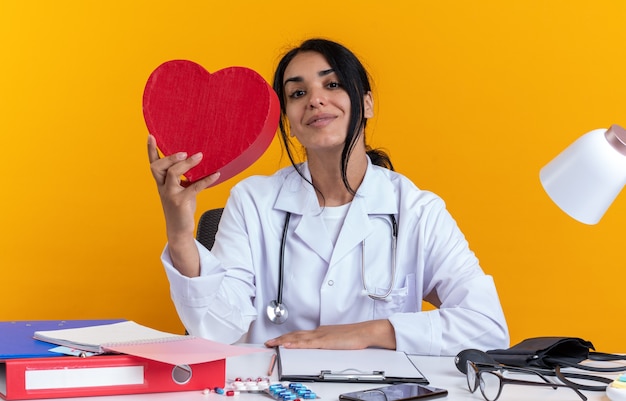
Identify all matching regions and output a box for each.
[306,113,336,127]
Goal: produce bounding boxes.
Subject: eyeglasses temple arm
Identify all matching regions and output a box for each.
[500,377,587,401]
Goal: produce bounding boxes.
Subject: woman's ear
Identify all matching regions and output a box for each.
[364,91,374,119]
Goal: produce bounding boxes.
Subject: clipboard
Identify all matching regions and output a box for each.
[276,347,428,384]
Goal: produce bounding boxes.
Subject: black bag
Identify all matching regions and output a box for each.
[487,336,625,372]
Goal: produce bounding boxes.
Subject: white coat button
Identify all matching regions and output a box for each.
[327,280,334,286]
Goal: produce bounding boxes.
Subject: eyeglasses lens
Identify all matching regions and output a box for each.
[480,371,502,401]
[465,361,478,392]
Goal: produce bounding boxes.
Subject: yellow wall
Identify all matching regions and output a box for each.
[2,1,625,352]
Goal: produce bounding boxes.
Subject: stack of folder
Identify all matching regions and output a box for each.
[0,320,226,400]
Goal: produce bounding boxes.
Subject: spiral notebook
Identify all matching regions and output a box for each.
[33,321,266,366]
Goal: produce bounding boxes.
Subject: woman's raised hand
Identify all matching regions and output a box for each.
[147,134,220,277]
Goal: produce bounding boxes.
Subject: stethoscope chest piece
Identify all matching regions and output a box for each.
[266,300,288,324]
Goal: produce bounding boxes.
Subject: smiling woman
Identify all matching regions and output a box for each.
[147,38,509,356]
[3,0,625,354]
[273,40,382,201]
[281,50,371,203]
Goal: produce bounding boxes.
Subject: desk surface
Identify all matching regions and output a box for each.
[49,350,619,401]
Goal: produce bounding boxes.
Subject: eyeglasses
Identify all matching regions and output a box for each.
[466,361,587,401]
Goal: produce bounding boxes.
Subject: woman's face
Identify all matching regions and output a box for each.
[282,51,372,153]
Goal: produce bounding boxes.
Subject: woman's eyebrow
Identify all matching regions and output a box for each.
[284,68,336,85]
[283,76,302,85]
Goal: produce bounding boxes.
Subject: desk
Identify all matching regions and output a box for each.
[49,350,616,401]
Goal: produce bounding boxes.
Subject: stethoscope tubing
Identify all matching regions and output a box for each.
[362,214,397,300]
[277,212,291,305]
[268,212,398,324]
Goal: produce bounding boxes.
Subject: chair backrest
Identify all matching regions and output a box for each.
[196,208,224,250]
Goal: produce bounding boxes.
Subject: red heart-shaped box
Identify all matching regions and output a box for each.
[143,60,280,186]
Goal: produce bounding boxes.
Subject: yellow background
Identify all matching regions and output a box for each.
[1,1,625,352]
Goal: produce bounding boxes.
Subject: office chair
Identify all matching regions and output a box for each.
[180,207,225,336]
[196,208,224,251]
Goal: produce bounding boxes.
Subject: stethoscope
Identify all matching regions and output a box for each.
[266,212,398,324]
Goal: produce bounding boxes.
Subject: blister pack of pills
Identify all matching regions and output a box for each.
[266,383,318,400]
[215,378,319,399]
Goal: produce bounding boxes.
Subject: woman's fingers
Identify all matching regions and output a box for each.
[147,134,221,198]
[147,135,160,164]
[162,152,202,186]
[188,171,221,193]
[148,135,187,184]
[148,135,208,188]
[264,321,396,350]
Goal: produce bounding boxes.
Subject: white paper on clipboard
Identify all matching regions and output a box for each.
[277,347,428,384]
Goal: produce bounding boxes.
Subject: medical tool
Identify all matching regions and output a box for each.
[266,212,398,324]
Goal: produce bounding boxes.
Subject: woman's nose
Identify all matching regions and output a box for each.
[307,88,326,108]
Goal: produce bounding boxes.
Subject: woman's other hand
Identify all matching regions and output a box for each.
[264,320,397,350]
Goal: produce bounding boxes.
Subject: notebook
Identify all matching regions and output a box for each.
[33,320,267,366]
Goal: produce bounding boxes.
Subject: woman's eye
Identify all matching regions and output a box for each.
[289,90,305,99]
[327,81,341,89]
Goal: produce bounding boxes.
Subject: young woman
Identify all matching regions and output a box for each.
[147,38,509,355]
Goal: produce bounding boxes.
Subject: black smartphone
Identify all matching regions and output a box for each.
[339,383,447,401]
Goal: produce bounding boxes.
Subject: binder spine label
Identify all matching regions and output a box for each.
[25,366,144,390]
